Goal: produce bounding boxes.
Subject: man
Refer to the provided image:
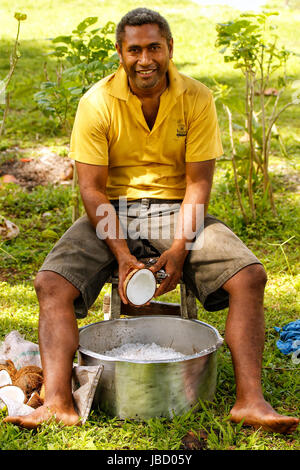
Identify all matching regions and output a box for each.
[4,8,298,433]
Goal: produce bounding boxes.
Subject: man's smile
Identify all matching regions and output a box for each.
[136,68,157,77]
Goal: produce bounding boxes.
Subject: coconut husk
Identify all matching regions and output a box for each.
[0,216,20,240]
[0,360,17,379]
[27,392,44,409]
[13,372,43,400]
[14,365,43,380]
[2,174,19,184]
[60,164,74,181]
[181,430,208,450]
[40,383,45,400]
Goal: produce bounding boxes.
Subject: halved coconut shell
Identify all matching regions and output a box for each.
[123,268,139,299]
[124,268,156,306]
[0,385,25,409]
[0,370,12,387]
[5,400,34,417]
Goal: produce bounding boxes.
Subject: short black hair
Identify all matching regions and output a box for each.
[116,8,172,49]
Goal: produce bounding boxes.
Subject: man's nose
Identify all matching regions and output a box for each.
[138,49,152,66]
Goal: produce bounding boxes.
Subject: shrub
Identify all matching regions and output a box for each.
[215,11,298,222]
[34,17,119,133]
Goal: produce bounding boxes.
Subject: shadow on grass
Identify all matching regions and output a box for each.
[0,38,67,140]
[0,281,39,342]
[1,33,299,141]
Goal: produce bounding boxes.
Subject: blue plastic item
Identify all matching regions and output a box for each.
[274,319,300,355]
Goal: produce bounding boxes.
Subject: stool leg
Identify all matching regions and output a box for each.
[110,283,121,319]
[180,284,198,319]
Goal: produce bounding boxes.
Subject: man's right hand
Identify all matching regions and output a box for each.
[76,162,145,304]
[117,254,145,304]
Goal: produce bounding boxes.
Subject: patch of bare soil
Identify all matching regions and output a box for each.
[269,162,300,193]
[0,267,27,283]
[0,147,73,189]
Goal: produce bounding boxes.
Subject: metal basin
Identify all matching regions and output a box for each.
[78,316,223,420]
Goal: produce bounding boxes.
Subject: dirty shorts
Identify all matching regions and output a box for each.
[39,198,262,318]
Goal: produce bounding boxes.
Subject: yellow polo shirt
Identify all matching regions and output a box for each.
[69,60,223,200]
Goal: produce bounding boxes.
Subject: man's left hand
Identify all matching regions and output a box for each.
[149,248,187,297]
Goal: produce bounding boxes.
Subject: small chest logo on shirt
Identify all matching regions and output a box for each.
[176,123,187,137]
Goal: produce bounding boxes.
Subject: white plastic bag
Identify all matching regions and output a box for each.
[0,331,41,370]
[0,330,103,423]
[72,365,103,424]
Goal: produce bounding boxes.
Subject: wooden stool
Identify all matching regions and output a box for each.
[103,258,198,320]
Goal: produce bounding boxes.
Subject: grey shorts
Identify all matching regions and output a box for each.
[39,198,262,318]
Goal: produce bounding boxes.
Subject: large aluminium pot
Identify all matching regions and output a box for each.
[78,316,223,420]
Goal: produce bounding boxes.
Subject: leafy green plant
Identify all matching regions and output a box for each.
[0,12,27,137]
[215,11,298,221]
[34,17,119,132]
[0,0,299,450]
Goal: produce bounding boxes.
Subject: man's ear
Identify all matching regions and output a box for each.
[115,43,123,64]
[168,38,174,60]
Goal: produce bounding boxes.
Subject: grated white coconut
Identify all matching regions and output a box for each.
[103,342,186,361]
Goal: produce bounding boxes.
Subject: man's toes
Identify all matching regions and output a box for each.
[284,418,299,434]
[3,415,24,426]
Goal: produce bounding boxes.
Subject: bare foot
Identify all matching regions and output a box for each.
[230,398,299,434]
[2,404,81,429]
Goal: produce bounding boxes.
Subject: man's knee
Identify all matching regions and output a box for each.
[224,263,267,293]
[34,271,79,300]
[243,263,267,287]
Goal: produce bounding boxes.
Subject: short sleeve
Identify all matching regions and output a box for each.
[68,97,109,165]
[185,91,223,162]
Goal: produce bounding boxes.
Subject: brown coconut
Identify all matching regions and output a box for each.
[27,392,44,409]
[40,383,45,400]
[13,372,43,400]
[123,268,156,306]
[14,365,43,380]
[0,360,17,380]
[2,174,19,184]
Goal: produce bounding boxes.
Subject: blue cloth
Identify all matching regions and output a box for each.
[274,320,300,355]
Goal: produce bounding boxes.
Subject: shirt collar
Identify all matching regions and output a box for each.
[106,59,187,101]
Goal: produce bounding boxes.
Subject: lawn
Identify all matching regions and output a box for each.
[0,0,299,451]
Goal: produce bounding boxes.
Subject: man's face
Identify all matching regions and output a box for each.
[116,23,173,91]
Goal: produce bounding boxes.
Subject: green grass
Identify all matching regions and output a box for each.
[0,0,299,451]
[0,276,299,450]
[1,0,300,144]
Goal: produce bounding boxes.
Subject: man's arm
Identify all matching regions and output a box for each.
[150,159,215,297]
[76,161,144,303]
